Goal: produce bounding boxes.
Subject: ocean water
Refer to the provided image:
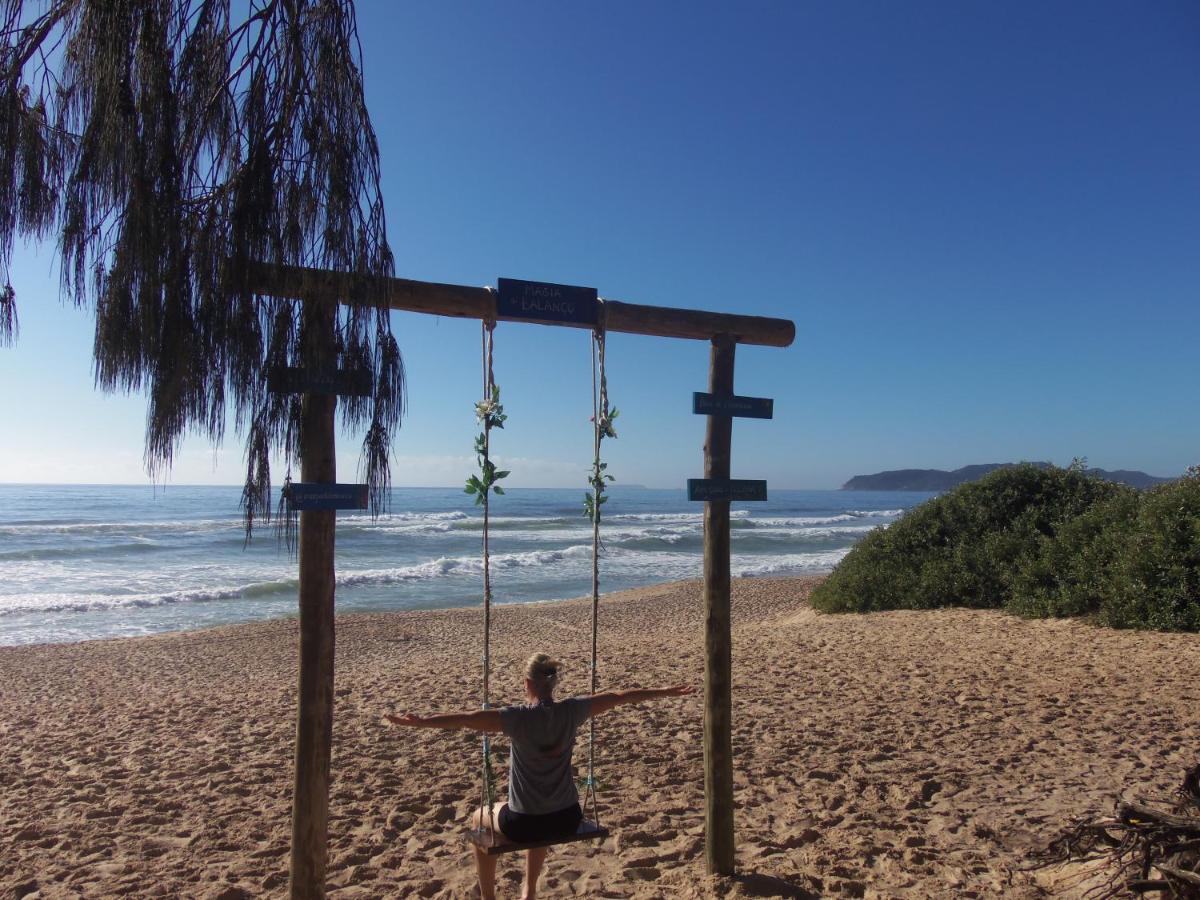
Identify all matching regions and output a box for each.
[0,484,932,646]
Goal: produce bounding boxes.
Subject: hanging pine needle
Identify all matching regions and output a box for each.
[2,0,404,536]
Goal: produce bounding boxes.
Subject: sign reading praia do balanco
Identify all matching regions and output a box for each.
[496,278,599,326]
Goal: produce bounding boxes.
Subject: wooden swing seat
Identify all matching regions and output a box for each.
[465,820,609,855]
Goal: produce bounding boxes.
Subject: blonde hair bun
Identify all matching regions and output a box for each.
[524,652,561,683]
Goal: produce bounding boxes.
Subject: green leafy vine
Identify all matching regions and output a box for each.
[583,401,618,524]
[465,385,510,503]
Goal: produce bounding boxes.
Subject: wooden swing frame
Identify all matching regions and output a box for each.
[246,260,794,896]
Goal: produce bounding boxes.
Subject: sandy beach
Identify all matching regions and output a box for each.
[3,575,1198,898]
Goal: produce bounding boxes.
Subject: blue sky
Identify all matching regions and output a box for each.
[2,1,1197,489]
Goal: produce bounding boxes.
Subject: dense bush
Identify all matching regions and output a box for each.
[1099,474,1200,631]
[1008,487,1139,619]
[813,464,1200,632]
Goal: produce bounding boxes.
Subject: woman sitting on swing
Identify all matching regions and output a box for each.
[386,653,693,900]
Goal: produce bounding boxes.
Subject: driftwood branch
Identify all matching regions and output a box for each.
[1159,865,1200,888]
[1031,766,1200,899]
[1119,802,1200,836]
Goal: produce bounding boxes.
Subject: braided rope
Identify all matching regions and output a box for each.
[480,316,498,841]
[584,305,609,825]
[473,304,610,839]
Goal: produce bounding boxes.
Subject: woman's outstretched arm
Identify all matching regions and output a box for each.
[384,709,503,732]
[588,684,694,717]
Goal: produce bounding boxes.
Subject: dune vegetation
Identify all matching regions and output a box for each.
[813,463,1200,631]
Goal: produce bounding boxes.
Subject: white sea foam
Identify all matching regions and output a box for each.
[468,516,565,527]
[733,549,849,576]
[607,521,883,545]
[394,517,886,548]
[338,545,597,587]
[0,539,166,561]
[340,510,470,524]
[746,524,878,538]
[746,514,860,527]
[0,541,850,619]
[0,545,605,616]
[606,510,750,523]
[524,524,703,545]
[374,521,457,535]
[576,547,848,582]
[0,485,923,644]
[0,517,243,536]
[0,581,297,616]
[608,525,698,544]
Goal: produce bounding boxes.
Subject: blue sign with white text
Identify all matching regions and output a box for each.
[692,392,774,419]
[496,278,598,326]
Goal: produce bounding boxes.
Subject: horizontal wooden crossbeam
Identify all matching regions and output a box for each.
[246,262,795,348]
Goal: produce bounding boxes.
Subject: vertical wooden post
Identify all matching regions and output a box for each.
[703,333,736,876]
[289,299,338,899]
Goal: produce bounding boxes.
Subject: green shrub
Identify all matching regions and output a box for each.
[815,464,1200,632]
[1009,487,1140,619]
[812,464,1126,615]
[1098,473,1200,631]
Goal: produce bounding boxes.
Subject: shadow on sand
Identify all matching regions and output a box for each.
[726,872,819,899]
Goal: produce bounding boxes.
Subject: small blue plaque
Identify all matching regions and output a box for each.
[496,278,598,326]
[687,479,768,502]
[692,393,774,419]
[268,366,372,397]
[286,483,369,511]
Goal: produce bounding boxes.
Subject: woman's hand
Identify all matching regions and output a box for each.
[384,713,424,727]
[662,685,696,697]
[382,709,503,732]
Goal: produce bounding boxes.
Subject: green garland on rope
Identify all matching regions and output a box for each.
[466,361,508,814]
[583,367,618,526]
[465,385,510,504]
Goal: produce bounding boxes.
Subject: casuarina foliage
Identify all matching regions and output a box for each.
[2,0,404,533]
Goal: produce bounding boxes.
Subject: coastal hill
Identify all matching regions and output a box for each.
[842,463,1172,491]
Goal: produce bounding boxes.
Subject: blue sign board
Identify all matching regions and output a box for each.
[496,278,598,326]
[692,392,774,419]
[687,479,768,502]
[287,483,369,511]
[268,366,372,397]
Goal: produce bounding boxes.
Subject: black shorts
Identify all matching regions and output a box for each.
[498,802,583,844]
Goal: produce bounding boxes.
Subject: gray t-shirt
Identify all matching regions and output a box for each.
[499,697,592,815]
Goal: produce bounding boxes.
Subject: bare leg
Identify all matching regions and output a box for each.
[522,846,548,900]
[470,802,507,836]
[469,803,507,900]
[473,844,498,900]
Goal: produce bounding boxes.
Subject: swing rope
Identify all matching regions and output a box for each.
[584,302,610,827]
[479,317,498,839]
[470,304,612,848]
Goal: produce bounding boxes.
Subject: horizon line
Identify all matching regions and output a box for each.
[0,481,845,492]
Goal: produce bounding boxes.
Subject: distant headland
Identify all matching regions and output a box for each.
[842,463,1172,492]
